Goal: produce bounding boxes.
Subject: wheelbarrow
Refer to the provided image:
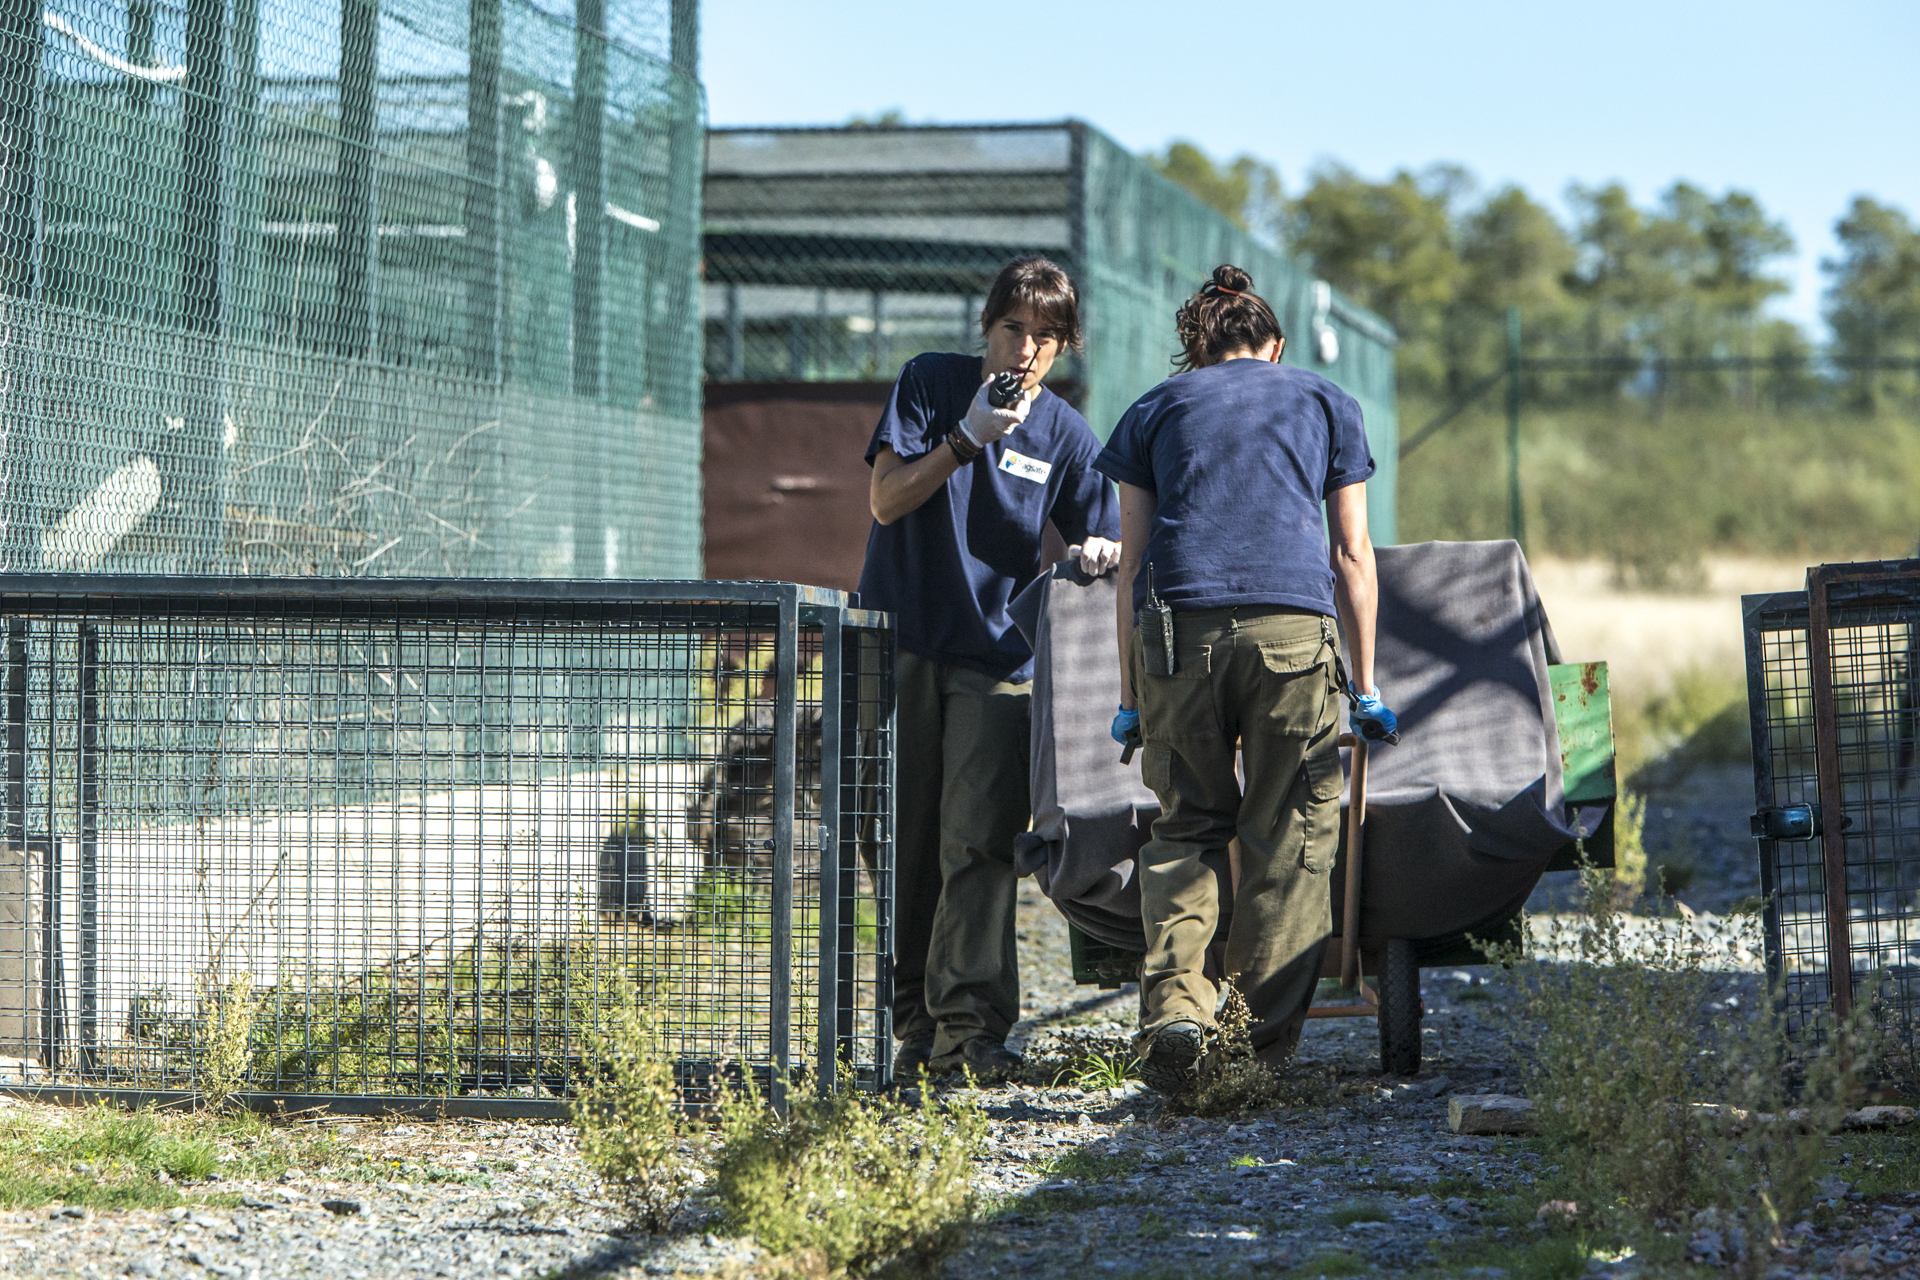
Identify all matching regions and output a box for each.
[1067,660,1618,1077]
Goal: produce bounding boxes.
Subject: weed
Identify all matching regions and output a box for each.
[1136,1209,1172,1241]
[1606,792,1648,905]
[1064,1048,1137,1092]
[197,975,261,1113]
[1286,1250,1366,1278]
[570,985,698,1233]
[1653,856,1695,897]
[1830,1131,1920,1197]
[1166,981,1335,1119]
[713,1079,985,1275]
[1324,1199,1389,1227]
[1228,1153,1259,1169]
[1453,987,1495,1004]
[1500,862,1871,1276]
[1038,1146,1138,1183]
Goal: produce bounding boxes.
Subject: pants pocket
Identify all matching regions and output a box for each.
[1142,742,1172,794]
[1298,740,1344,873]
[1256,641,1333,739]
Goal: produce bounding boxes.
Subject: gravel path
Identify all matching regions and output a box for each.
[4,766,1915,1278]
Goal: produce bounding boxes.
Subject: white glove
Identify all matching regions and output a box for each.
[1070,537,1122,576]
[957,379,1028,449]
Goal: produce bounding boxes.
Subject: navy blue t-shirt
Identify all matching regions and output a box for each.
[1094,360,1374,617]
[858,353,1120,683]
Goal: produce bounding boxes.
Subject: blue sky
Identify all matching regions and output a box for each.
[702,0,1919,337]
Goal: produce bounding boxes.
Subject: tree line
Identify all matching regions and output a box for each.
[1150,143,1920,412]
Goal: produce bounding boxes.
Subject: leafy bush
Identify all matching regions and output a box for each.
[196,975,261,1113]
[571,986,700,1233]
[713,1079,985,1275]
[1505,865,1869,1274]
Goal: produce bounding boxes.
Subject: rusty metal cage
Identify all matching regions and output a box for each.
[0,576,893,1116]
[1746,562,1920,1063]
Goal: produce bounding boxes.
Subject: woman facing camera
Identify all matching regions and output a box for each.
[1094,264,1398,1096]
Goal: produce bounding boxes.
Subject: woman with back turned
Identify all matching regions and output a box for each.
[1093,264,1398,1096]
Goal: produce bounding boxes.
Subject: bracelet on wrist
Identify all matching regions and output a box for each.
[946,428,982,463]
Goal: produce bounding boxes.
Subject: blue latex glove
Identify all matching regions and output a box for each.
[1110,705,1140,745]
[1348,685,1399,744]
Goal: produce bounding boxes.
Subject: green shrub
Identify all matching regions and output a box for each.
[571,986,699,1233]
[196,975,261,1113]
[1504,865,1870,1274]
[713,1080,985,1275]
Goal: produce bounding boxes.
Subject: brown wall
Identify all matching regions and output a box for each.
[702,382,893,593]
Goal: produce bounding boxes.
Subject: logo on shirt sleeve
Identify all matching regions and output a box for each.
[997,449,1053,484]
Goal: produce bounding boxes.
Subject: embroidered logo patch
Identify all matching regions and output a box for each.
[997,449,1053,484]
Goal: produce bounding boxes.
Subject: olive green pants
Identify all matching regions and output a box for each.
[1131,607,1342,1066]
[892,650,1031,1058]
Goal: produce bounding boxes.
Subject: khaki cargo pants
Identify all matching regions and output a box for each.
[1131,607,1342,1066]
[892,650,1031,1058]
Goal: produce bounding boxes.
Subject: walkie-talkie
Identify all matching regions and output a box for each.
[986,370,1024,409]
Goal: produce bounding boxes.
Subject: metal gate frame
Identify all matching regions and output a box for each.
[0,575,894,1117]
[1747,560,1920,1045]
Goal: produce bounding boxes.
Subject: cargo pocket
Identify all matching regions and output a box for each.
[1298,741,1344,873]
[1257,637,1333,739]
[1141,742,1173,796]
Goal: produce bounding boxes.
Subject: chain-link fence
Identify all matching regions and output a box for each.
[0,0,704,580]
[702,121,1401,544]
[0,577,893,1114]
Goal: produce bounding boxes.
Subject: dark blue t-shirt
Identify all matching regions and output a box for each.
[858,353,1120,683]
[1094,360,1374,617]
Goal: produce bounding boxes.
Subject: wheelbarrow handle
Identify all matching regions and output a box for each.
[1336,734,1369,991]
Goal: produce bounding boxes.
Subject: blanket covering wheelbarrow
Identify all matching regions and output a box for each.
[1007,539,1615,1071]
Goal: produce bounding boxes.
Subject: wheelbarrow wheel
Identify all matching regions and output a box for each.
[1377,937,1422,1076]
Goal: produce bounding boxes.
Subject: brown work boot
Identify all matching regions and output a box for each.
[1139,1020,1208,1097]
[927,1036,1022,1083]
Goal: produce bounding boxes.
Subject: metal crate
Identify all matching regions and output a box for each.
[0,576,892,1116]
[1746,562,1920,1060]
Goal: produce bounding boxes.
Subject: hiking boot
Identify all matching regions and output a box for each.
[927,1036,1022,1083]
[892,1033,936,1083]
[1139,1020,1208,1096]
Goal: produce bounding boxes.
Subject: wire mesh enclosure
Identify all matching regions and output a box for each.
[0,576,893,1115]
[0,0,703,580]
[701,121,1401,543]
[1745,563,1920,1066]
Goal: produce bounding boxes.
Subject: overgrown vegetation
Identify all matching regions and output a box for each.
[1503,864,1872,1274]
[570,984,701,1233]
[1163,981,1337,1119]
[712,1076,986,1276]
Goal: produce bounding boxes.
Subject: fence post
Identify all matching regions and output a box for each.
[1506,306,1525,550]
[815,608,842,1094]
[77,624,96,1070]
[464,0,502,381]
[336,0,378,358]
[768,589,797,1110]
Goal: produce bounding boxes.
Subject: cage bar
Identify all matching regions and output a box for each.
[0,575,892,1117]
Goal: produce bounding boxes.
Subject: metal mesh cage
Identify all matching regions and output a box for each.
[1746,565,1920,1069]
[0,577,892,1113]
[0,0,704,580]
[701,121,1401,545]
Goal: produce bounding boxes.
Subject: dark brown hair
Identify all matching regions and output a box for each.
[1173,264,1283,372]
[979,255,1084,352]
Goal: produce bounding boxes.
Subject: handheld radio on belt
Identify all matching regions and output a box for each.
[1120,566,1174,764]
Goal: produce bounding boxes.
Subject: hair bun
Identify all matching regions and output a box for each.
[1211,264,1253,294]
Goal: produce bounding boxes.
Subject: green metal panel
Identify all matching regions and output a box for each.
[701,121,1400,545]
[1549,661,1617,804]
[1072,125,1399,545]
[6,0,705,578]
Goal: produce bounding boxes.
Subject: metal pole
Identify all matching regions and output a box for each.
[570,0,606,403]
[1506,306,1525,550]
[768,591,797,1110]
[337,0,378,358]
[77,624,96,1070]
[815,610,842,1094]
[464,0,503,382]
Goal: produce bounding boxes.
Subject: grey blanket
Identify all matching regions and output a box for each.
[1009,540,1594,954]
